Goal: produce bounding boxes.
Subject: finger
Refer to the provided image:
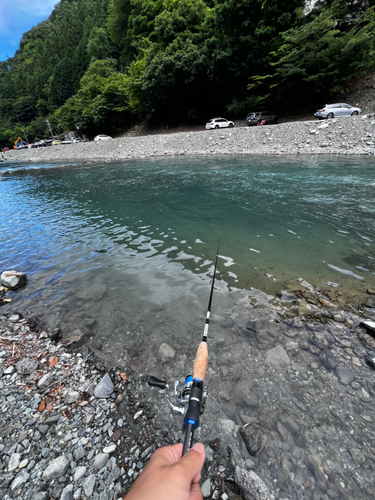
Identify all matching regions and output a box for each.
[151,444,183,467]
[176,443,206,481]
[191,444,206,483]
[190,483,203,500]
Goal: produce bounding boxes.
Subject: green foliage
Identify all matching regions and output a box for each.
[251,1,375,109]
[54,59,132,136]
[87,27,116,62]
[0,0,110,148]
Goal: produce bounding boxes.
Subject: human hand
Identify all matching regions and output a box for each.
[123,442,206,500]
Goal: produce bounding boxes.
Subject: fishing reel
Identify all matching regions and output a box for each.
[148,375,208,417]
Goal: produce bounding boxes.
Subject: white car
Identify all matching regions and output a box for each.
[205,117,234,130]
[94,134,113,141]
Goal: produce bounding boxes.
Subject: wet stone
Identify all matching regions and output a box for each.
[335,365,354,385]
[240,423,267,457]
[76,282,107,301]
[234,466,272,500]
[264,344,290,369]
[159,342,176,358]
[319,349,339,370]
[350,449,366,465]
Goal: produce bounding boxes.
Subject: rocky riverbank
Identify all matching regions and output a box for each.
[0,310,278,500]
[2,277,375,500]
[2,115,375,169]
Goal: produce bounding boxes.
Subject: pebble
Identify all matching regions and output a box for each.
[82,474,96,497]
[94,373,114,398]
[201,478,211,498]
[42,455,69,481]
[93,453,110,470]
[16,358,38,375]
[8,452,21,471]
[103,444,116,454]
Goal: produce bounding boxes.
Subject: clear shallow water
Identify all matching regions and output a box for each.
[1,156,375,498]
[2,156,375,300]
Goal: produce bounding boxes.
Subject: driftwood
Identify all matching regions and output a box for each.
[3,272,24,276]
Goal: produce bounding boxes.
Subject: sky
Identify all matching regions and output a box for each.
[0,0,58,61]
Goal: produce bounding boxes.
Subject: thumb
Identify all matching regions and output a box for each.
[176,443,206,483]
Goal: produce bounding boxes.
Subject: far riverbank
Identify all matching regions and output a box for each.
[2,116,375,167]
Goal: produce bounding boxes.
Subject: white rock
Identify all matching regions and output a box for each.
[8,452,21,471]
[103,445,116,454]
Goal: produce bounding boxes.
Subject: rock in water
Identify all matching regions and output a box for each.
[319,349,339,370]
[94,373,114,398]
[159,343,176,359]
[1,270,27,290]
[264,345,290,369]
[335,365,354,386]
[240,423,267,456]
[235,466,273,500]
[76,282,107,301]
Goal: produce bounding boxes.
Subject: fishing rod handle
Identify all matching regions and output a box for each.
[193,341,208,382]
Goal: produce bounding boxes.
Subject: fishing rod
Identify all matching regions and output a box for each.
[148,240,220,455]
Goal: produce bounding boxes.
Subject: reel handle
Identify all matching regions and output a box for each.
[148,376,167,389]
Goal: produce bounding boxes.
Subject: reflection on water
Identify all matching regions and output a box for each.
[1,156,375,499]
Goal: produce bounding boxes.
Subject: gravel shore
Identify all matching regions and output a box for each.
[2,116,375,167]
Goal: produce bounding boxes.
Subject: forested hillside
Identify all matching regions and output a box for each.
[0,0,374,147]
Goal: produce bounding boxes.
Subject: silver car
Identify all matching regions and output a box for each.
[205,117,234,130]
[314,103,361,119]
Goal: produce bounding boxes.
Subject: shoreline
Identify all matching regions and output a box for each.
[2,116,375,167]
[1,283,375,499]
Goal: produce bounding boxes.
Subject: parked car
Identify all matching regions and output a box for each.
[52,140,61,146]
[73,138,81,143]
[314,103,361,119]
[246,111,278,126]
[205,118,234,130]
[94,134,113,141]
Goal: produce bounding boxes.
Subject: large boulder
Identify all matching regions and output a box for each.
[1,270,27,290]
